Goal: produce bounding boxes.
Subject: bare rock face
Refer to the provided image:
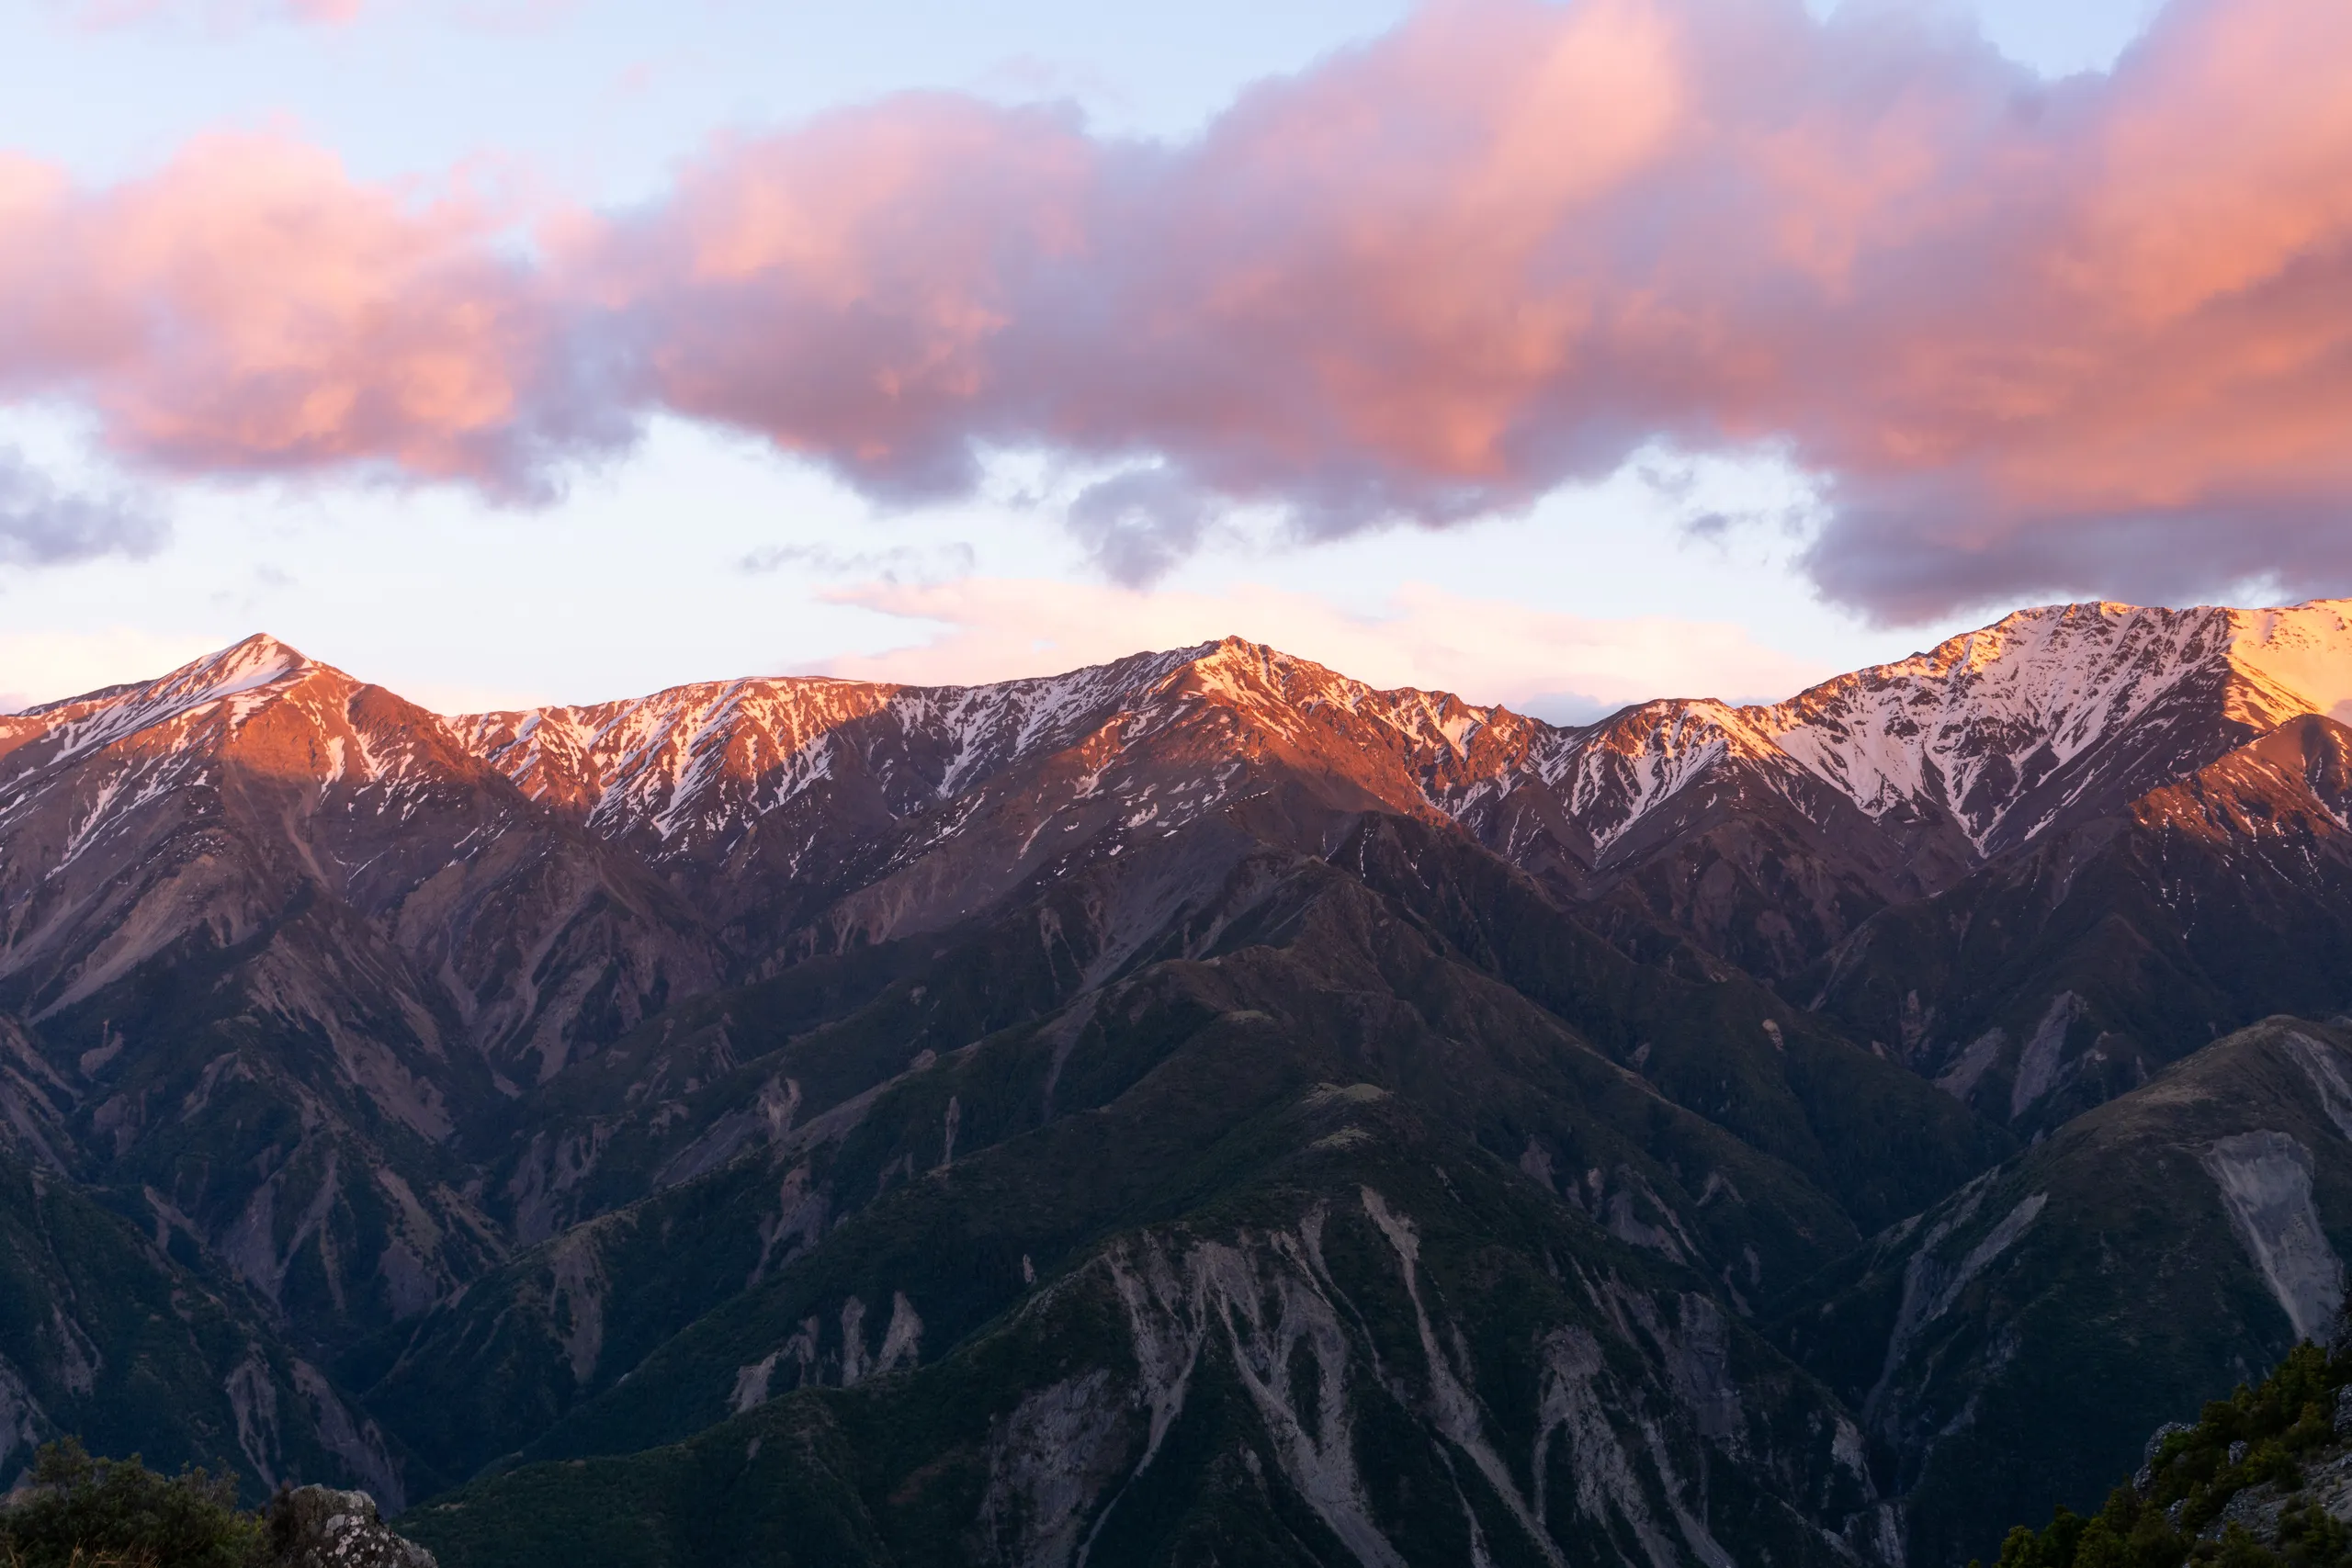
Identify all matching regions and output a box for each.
[266,1486,436,1568]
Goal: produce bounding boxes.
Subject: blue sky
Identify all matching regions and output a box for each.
[0,0,2195,715]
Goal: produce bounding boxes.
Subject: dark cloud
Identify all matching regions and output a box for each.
[1803,482,2352,626]
[1064,469,1216,586]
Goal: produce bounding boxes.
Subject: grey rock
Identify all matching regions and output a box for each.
[2203,1481,2291,1543]
[266,1486,435,1568]
[2231,1440,2251,1466]
[2335,1385,2352,1438]
[2200,1132,2346,1348]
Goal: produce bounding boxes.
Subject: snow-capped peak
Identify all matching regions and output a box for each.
[23,599,2352,900]
[0,633,490,847]
[5,633,318,768]
[1735,598,2352,853]
[451,637,1537,864]
[143,633,311,708]
[2217,600,2352,724]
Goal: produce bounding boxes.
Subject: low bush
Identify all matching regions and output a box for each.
[0,1440,261,1568]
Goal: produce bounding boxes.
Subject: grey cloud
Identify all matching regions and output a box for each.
[1803,479,2352,627]
[1064,469,1214,587]
[0,451,168,569]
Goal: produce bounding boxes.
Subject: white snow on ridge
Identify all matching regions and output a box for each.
[0,635,320,838]
[453,646,1217,852]
[1521,699,1793,853]
[1750,604,2235,846]
[450,636,1558,859]
[447,603,2352,866]
[2226,602,2352,727]
[1745,600,2352,849]
[27,633,312,768]
[20,601,2352,879]
[0,633,484,846]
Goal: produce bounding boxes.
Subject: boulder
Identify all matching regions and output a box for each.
[267,1486,436,1568]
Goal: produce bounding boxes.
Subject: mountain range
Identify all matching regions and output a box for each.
[8,599,2352,1567]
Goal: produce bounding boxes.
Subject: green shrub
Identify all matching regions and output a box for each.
[2276,1502,2350,1568]
[0,1440,262,1568]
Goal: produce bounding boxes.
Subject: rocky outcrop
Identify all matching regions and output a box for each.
[266,1485,436,1568]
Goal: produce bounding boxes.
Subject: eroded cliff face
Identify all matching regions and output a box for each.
[354,830,1959,1518]
[0,637,718,1377]
[0,1143,401,1505]
[407,1153,1898,1568]
[1806,715,2352,1142]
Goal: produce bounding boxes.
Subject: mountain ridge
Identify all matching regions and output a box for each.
[28,599,2352,894]
[12,598,2352,1566]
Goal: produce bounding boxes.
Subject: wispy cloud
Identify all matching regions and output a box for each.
[816,576,1829,714]
[55,0,361,30]
[6,0,2352,619]
[736,540,976,580]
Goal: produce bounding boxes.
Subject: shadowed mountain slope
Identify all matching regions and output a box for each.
[356,813,1990,1502]
[405,1067,1902,1568]
[1777,1018,2352,1568]
[1808,715,2352,1136]
[0,637,715,1367]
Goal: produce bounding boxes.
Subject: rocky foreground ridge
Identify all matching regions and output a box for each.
[270,1484,436,1568]
[1989,1328,2352,1568]
[8,601,2352,1566]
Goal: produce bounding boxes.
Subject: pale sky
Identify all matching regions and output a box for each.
[0,0,2257,718]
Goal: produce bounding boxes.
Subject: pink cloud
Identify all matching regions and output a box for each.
[0,137,615,496]
[818,577,1828,716]
[610,0,2352,614]
[59,0,361,28]
[7,0,2352,616]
